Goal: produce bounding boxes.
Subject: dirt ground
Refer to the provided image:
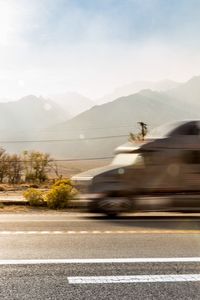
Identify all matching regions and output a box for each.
[0,204,85,213]
[55,158,111,177]
[0,205,46,213]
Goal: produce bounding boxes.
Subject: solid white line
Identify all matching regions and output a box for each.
[68,274,200,284]
[1,257,200,265]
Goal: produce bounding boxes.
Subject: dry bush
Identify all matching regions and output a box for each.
[23,188,45,207]
[45,178,76,209]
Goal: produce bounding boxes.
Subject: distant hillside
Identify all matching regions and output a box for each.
[167,76,200,107]
[1,76,200,160]
[2,88,198,159]
[0,95,68,137]
[52,89,197,137]
[97,79,180,104]
[50,92,95,118]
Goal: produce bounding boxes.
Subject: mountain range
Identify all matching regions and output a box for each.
[0,95,68,132]
[49,92,94,118]
[96,79,181,104]
[1,76,200,159]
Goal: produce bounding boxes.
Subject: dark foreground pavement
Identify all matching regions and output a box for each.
[1,262,200,299]
[0,212,200,299]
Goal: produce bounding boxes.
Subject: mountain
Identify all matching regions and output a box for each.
[97,79,180,104]
[1,76,200,160]
[0,95,68,138]
[50,92,95,118]
[167,76,200,106]
[53,89,197,138]
[7,88,197,159]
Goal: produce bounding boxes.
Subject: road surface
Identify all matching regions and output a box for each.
[1,212,200,299]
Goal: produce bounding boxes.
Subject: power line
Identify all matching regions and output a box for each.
[53,157,113,162]
[43,124,134,133]
[0,157,113,163]
[0,124,134,135]
[0,134,128,144]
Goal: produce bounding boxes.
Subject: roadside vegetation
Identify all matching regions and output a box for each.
[23,189,45,207]
[0,148,78,210]
[24,179,77,209]
[129,121,148,142]
[0,149,57,185]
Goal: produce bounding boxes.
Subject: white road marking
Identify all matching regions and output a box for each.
[0,230,197,235]
[0,229,199,234]
[0,257,200,265]
[68,274,200,284]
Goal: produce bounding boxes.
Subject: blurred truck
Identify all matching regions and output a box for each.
[72,121,200,216]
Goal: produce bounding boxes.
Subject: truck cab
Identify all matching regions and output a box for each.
[72,121,200,215]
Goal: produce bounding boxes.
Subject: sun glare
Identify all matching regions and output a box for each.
[0,2,17,45]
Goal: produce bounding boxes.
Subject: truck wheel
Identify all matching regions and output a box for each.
[97,197,132,216]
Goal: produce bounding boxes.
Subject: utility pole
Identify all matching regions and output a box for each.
[138,122,148,140]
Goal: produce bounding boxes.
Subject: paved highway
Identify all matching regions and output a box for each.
[1,212,200,299]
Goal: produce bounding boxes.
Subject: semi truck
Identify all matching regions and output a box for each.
[72,121,200,216]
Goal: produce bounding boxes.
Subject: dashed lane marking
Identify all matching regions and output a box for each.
[1,257,200,265]
[0,230,200,234]
[68,274,200,284]
[2,218,200,223]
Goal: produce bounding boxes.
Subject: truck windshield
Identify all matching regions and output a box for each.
[111,153,140,166]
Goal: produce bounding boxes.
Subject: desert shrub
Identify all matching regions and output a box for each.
[23,151,52,183]
[23,188,45,206]
[52,178,72,188]
[53,178,78,196]
[45,183,74,209]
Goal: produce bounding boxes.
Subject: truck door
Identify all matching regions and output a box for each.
[181,150,200,191]
[140,149,182,192]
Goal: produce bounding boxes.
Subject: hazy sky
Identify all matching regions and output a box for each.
[1,0,200,99]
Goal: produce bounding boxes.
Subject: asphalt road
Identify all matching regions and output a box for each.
[1,212,200,299]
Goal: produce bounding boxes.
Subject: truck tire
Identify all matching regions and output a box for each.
[91,197,133,216]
